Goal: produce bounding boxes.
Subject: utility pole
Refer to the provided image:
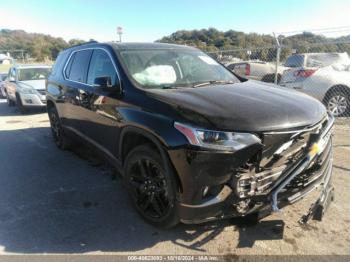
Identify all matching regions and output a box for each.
[117,26,123,42]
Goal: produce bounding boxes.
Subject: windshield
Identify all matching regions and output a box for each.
[285,55,304,68]
[18,68,51,81]
[119,49,239,89]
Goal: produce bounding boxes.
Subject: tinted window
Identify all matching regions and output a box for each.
[67,50,92,83]
[52,52,68,76]
[87,49,117,85]
[65,52,75,78]
[285,55,304,68]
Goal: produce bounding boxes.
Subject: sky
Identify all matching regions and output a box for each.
[1,0,350,42]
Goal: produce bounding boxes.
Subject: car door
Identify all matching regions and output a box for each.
[61,49,93,134]
[82,48,122,155]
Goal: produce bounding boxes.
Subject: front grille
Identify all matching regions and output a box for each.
[236,115,330,198]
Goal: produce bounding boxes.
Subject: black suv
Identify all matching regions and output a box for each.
[47,42,334,228]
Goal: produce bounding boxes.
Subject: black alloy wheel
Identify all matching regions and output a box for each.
[124,145,179,228]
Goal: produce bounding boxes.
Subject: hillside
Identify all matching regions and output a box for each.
[0,29,86,61]
[1,28,350,62]
[158,28,350,61]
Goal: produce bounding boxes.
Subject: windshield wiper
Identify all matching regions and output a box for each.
[192,80,234,88]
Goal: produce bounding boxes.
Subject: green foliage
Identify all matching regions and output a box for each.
[0,29,87,61]
[158,28,350,61]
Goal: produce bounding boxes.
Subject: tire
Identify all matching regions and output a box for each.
[261,74,281,84]
[324,88,349,117]
[124,145,180,228]
[6,92,15,107]
[16,94,27,114]
[48,106,71,150]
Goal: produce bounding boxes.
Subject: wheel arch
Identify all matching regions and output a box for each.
[323,84,350,102]
[119,126,183,191]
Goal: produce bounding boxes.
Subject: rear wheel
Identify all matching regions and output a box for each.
[124,145,180,228]
[325,89,349,117]
[48,106,70,150]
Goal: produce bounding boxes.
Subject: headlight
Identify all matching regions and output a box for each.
[19,87,37,94]
[174,122,261,151]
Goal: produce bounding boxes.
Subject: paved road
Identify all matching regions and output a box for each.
[0,99,349,255]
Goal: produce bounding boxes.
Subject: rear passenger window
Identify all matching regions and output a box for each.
[67,50,92,83]
[64,52,76,78]
[87,49,118,85]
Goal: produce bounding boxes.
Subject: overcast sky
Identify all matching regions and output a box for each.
[1,0,350,42]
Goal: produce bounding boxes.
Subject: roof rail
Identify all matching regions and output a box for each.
[67,40,99,50]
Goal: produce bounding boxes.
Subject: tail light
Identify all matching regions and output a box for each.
[294,69,316,78]
[245,64,250,76]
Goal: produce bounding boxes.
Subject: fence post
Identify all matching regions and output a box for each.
[273,32,281,85]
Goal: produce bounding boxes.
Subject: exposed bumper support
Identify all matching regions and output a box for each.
[271,113,334,212]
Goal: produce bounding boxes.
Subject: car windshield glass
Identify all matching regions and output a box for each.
[285,55,304,68]
[18,68,51,81]
[306,53,350,67]
[119,49,239,89]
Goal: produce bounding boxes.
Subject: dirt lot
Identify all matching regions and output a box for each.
[0,99,349,256]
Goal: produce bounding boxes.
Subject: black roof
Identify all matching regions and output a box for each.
[107,42,198,51]
[63,41,198,54]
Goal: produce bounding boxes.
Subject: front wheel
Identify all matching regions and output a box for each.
[124,145,180,228]
[6,93,15,107]
[16,94,27,114]
[325,89,349,117]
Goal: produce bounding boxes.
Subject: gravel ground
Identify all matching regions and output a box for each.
[0,99,349,256]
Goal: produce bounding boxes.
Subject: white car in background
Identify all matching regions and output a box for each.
[3,65,51,113]
[226,61,286,83]
[280,53,350,116]
[0,73,7,98]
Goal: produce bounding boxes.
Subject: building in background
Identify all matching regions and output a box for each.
[0,53,13,65]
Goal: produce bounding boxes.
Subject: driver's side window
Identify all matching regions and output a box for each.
[87,49,118,86]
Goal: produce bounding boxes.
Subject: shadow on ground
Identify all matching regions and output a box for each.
[0,99,45,116]
[0,125,284,254]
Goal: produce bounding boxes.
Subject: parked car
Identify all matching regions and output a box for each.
[0,73,7,98]
[3,65,51,113]
[47,42,334,228]
[226,61,285,83]
[280,52,350,116]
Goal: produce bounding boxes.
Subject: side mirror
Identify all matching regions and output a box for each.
[94,76,121,94]
[8,76,15,82]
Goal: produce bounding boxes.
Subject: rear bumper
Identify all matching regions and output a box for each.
[172,115,334,224]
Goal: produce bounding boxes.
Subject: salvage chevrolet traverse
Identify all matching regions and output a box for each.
[46,42,334,228]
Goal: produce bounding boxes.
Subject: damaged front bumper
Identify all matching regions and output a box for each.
[169,114,334,224]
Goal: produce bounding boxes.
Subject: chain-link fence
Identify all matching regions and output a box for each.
[208,36,350,118]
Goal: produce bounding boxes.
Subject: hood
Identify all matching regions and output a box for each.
[17,80,46,90]
[147,81,327,132]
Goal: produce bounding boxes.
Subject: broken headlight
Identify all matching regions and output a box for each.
[174,122,261,151]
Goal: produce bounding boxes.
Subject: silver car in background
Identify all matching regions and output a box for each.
[3,65,51,113]
[226,61,286,83]
[0,73,7,98]
[280,53,350,116]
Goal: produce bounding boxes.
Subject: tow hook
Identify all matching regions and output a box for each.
[299,186,334,225]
